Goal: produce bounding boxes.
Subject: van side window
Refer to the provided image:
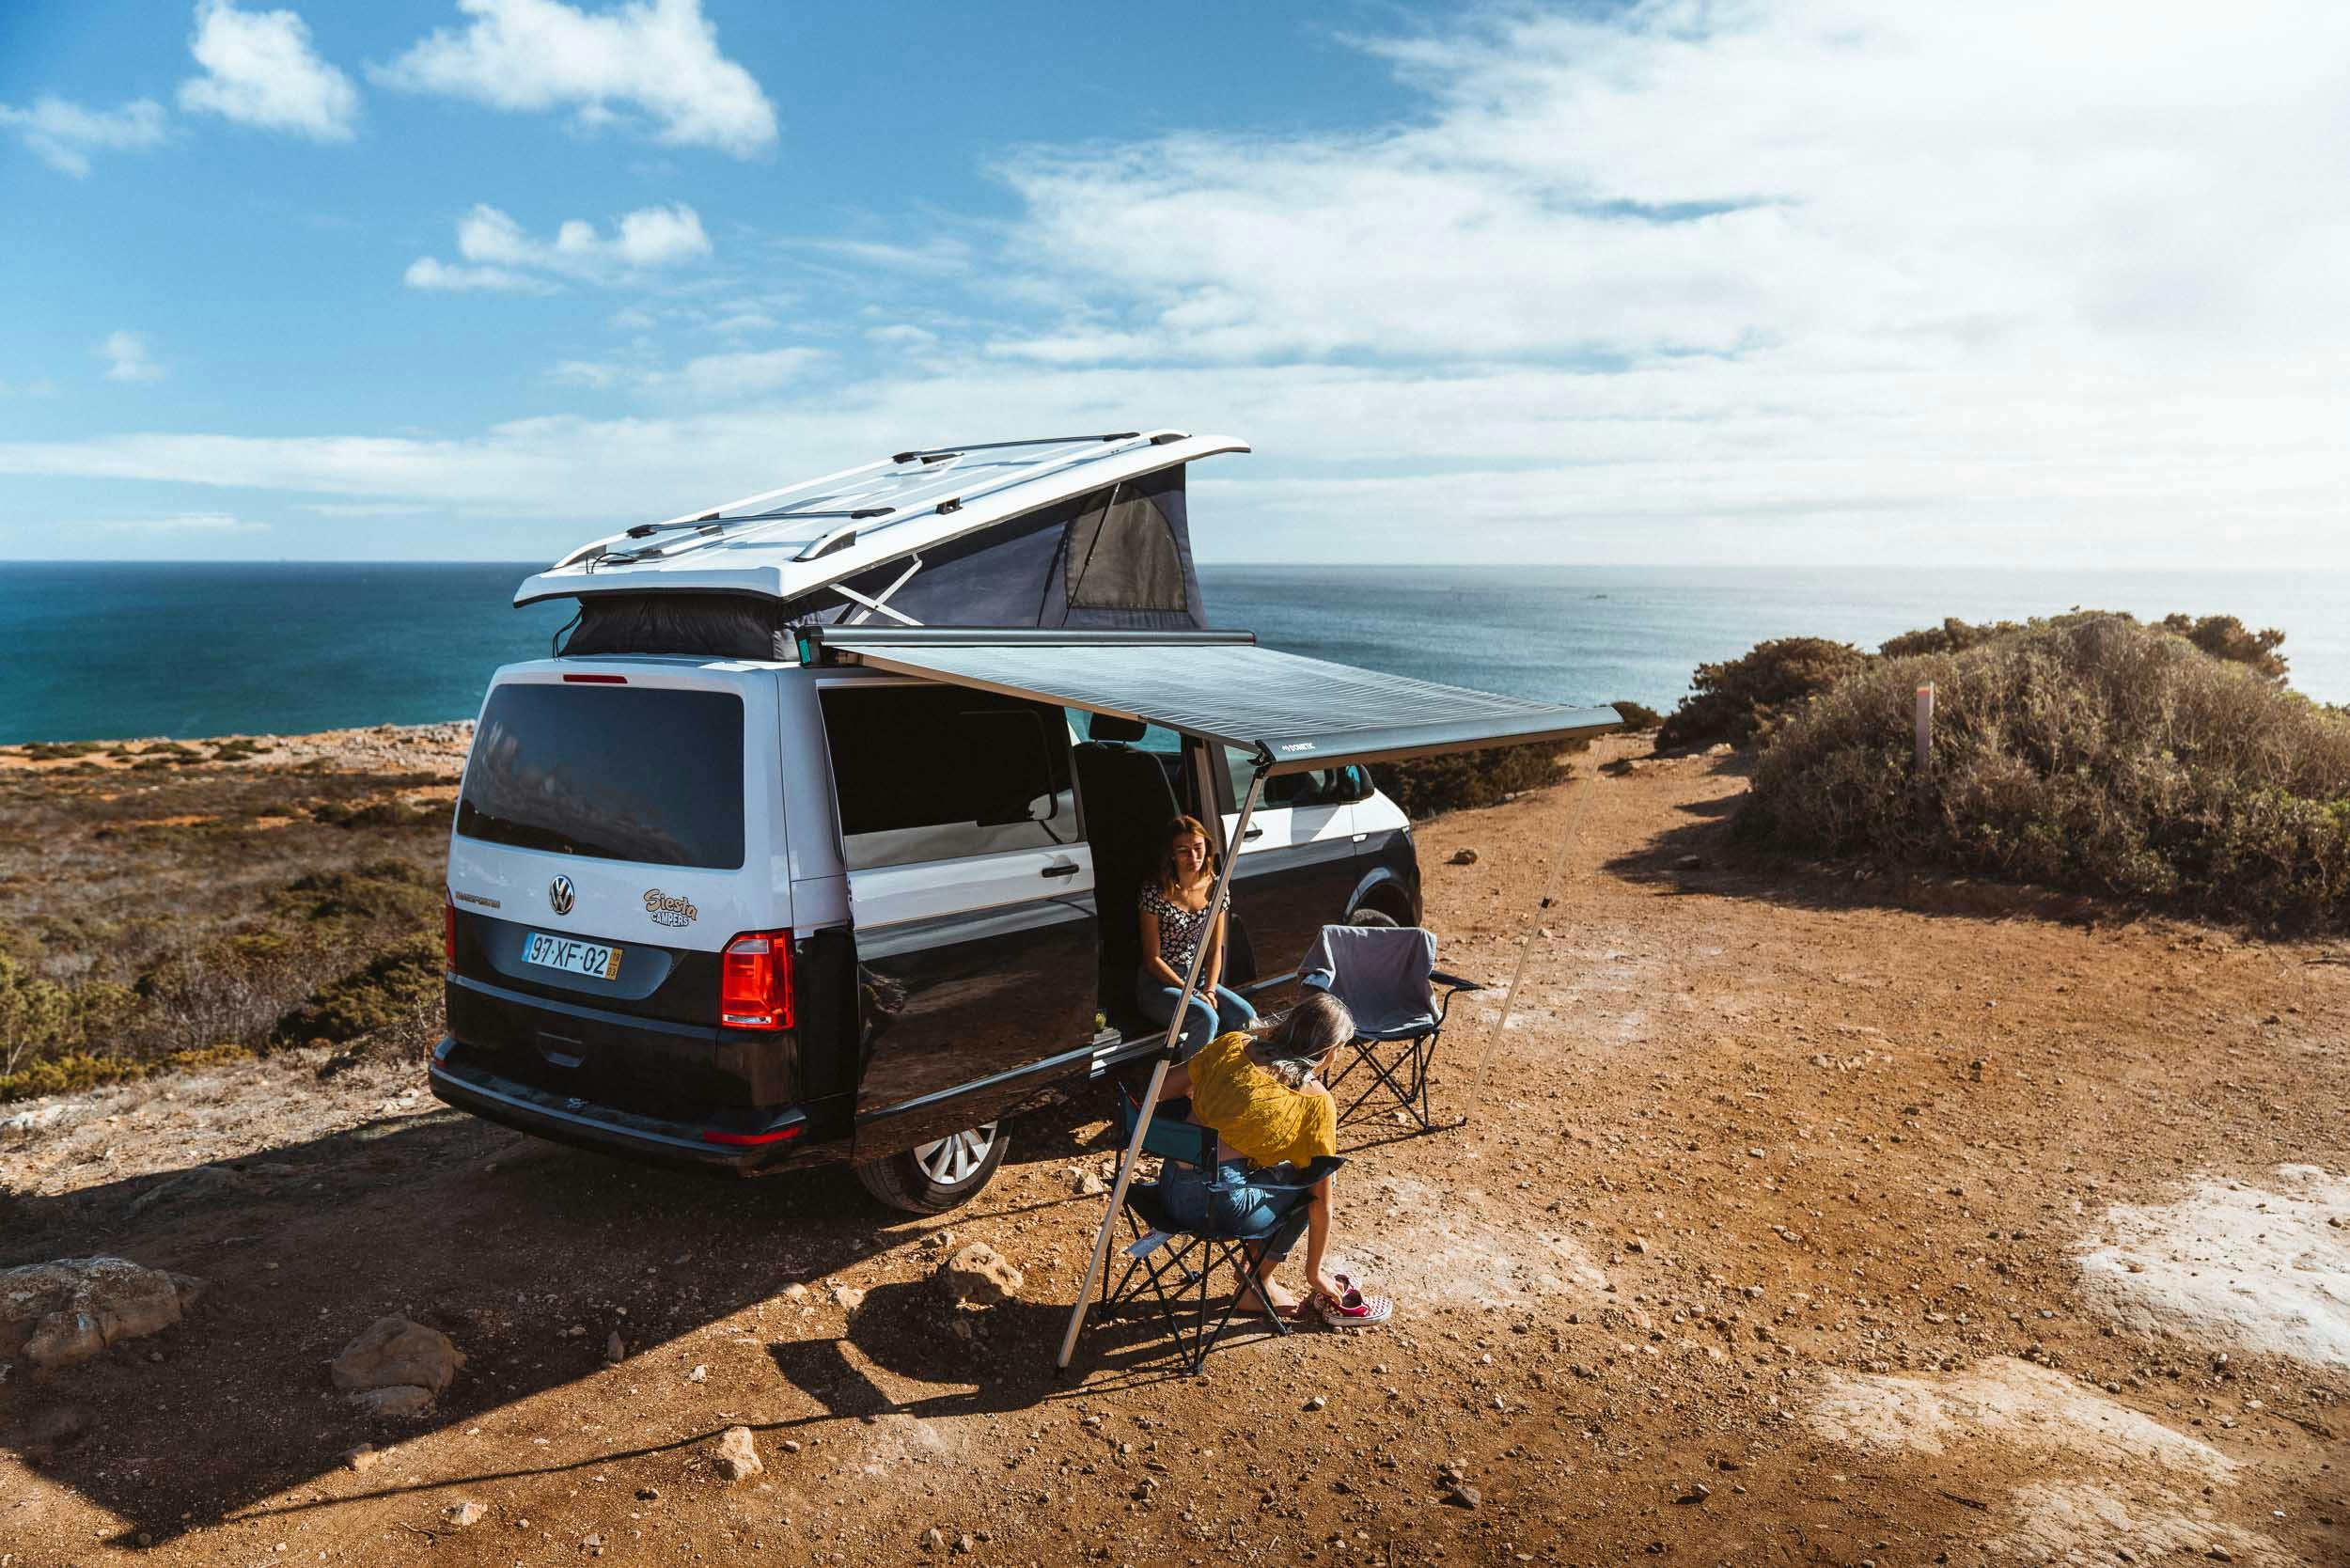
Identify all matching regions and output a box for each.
[1218,745,1360,810]
[822,685,1079,870]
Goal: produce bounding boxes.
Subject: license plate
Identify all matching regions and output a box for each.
[522,931,623,980]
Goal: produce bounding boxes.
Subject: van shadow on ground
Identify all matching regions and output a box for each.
[1,1086,1152,1546]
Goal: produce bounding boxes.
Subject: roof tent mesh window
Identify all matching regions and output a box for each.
[1063,482,1186,612]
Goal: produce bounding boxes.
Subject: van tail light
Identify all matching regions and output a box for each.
[443,895,458,972]
[719,929,794,1030]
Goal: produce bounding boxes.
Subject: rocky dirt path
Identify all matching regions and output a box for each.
[4,736,2345,1566]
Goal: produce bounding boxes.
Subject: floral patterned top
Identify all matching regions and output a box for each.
[1139,883,1225,976]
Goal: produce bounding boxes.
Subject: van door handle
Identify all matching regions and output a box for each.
[1041,862,1080,878]
[1243,826,1265,841]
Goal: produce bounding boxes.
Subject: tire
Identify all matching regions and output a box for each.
[853,1121,1009,1214]
[1347,905,1400,927]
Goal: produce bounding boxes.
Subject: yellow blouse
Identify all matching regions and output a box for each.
[1187,1030,1337,1169]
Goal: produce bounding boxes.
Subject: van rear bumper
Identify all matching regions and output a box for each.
[428,1039,829,1175]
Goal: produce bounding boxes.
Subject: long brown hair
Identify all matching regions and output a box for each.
[1156,814,1216,897]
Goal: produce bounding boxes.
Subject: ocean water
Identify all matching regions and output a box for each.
[4,561,2345,745]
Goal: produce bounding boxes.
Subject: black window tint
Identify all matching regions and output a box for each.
[1220,745,1355,810]
[458,683,744,869]
[822,685,1078,870]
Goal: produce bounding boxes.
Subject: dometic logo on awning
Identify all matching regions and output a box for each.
[643,889,699,928]
[1278,742,1317,752]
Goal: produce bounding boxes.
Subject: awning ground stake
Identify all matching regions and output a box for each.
[1463,763,1600,1127]
[1058,767,1268,1372]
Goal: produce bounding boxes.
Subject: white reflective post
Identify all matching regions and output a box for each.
[1057,765,1268,1372]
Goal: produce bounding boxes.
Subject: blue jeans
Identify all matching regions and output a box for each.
[1136,977,1255,1059]
[1158,1158,1308,1256]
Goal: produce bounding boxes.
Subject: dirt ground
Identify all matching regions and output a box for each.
[4,733,2346,1567]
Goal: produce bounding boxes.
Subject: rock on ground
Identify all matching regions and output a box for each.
[938,1242,1025,1306]
[349,1385,435,1419]
[330,1314,463,1394]
[712,1425,762,1482]
[0,1257,202,1370]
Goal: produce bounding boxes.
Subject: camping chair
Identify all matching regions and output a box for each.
[1096,1085,1343,1373]
[1299,924,1483,1133]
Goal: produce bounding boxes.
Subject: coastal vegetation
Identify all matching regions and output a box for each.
[0,747,451,1102]
[1733,613,2350,928]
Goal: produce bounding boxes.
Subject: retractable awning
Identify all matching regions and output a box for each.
[800,626,1621,772]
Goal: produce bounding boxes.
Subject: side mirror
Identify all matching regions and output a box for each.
[1340,765,1375,803]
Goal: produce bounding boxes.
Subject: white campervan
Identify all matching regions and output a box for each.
[431,431,1614,1211]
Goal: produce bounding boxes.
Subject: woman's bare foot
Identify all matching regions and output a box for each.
[1236,1275,1299,1317]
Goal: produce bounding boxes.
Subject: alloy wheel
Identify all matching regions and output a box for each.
[911,1122,999,1187]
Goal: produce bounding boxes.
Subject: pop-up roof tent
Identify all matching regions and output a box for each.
[521,431,1239,656]
[523,430,1622,1371]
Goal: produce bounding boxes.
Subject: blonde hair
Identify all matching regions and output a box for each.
[1156,814,1216,897]
[1248,990,1355,1088]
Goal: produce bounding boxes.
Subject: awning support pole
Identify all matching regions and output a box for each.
[1057,765,1268,1372]
[1463,763,1597,1125]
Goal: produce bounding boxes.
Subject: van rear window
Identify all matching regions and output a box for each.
[458,683,744,869]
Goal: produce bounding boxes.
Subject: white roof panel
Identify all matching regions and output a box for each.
[515,429,1246,605]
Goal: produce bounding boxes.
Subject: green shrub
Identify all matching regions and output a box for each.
[1609,699,1666,731]
[1372,740,1583,820]
[274,933,444,1048]
[19,741,102,762]
[2157,613,2289,682]
[1741,613,2350,927]
[1657,637,1868,752]
[275,860,438,921]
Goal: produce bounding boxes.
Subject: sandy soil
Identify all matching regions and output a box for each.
[4,734,2346,1566]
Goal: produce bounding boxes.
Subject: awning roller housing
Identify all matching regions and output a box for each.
[801,626,1621,775]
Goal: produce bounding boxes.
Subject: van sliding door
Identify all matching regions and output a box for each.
[1214,745,1361,992]
[817,682,1104,1160]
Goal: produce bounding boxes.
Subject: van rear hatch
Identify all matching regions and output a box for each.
[442,668,792,1121]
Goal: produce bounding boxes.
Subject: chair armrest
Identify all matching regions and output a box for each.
[1250,1154,1345,1193]
[1430,969,1485,993]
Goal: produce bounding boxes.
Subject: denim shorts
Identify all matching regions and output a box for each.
[1158,1157,1308,1256]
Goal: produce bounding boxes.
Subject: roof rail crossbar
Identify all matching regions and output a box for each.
[889,431,1150,464]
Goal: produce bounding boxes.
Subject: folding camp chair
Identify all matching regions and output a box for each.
[1299,924,1483,1133]
[1096,1087,1343,1373]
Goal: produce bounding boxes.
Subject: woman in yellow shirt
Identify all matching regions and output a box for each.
[1173,990,1393,1326]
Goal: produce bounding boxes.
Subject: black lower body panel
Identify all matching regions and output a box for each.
[428,1041,835,1176]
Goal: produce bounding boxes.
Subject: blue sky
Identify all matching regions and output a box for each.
[3,1,2346,567]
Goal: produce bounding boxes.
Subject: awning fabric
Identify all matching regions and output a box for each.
[804,627,1621,774]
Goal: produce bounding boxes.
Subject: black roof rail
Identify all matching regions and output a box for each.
[890,431,1152,464]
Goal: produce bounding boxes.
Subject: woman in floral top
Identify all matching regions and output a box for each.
[1137,814,1257,1092]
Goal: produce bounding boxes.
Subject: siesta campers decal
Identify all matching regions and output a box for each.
[643,889,699,928]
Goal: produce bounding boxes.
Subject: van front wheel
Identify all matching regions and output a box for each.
[854,1122,1008,1213]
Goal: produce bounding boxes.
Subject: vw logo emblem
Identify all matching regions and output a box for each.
[548,875,575,916]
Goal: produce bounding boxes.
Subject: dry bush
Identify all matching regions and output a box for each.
[1656,637,1869,752]
[1740,614,2350,927]
[1373,737,1589,820]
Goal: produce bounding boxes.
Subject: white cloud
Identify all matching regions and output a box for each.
[79,511,268,535]
[402,256,544,292]
[0,95,166,177]
[797,237,971,275]
[407,201,711,290]
[96,332,165,384]
[867,323,939,352]
[374,0,776,158]
[178,0,360,142]
[550,345,825,400]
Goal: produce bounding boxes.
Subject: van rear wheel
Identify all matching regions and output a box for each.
[854,1122,1009,1214]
